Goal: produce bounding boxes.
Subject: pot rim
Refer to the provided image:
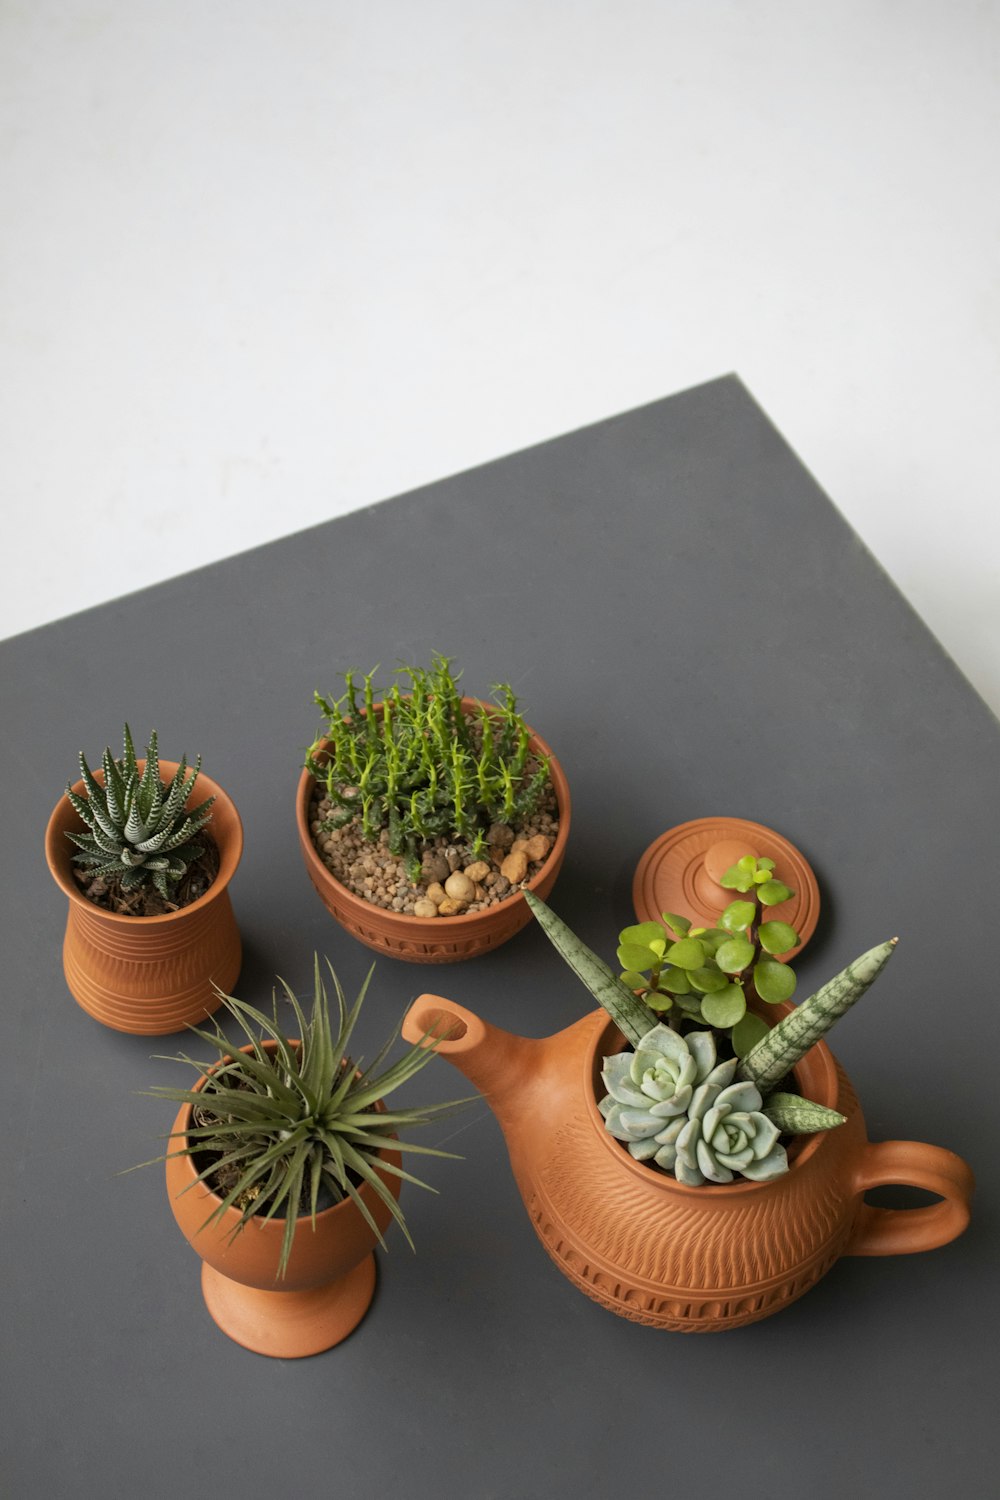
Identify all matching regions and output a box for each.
[168,1040,395,1236]
[583,1009,839,1199]
[295,695,571,928]
[45,759,243,926]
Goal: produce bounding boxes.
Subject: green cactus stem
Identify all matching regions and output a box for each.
[524,890,656,1048]
[737,938,898,1095]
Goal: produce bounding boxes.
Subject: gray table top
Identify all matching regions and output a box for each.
[3,376,995,1499]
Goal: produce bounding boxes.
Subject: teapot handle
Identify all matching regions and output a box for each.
[845,1140,974,1256]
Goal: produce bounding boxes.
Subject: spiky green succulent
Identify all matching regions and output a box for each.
[307,655,551,882]
[65,725,214,900]
[146,958,467,1277]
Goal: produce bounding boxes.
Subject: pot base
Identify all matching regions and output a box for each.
[200,1253,377,1358]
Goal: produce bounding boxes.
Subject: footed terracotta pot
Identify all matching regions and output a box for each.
[296,698,571,963]
[165,1044,402,1359]
[401,997,974,1332]
[45,762,242,1036]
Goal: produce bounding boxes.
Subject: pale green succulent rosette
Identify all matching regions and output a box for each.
[598,1027,737,1162]
[672,1078,787,1186]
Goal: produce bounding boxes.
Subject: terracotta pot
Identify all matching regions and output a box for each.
[165,1044,402,1358]
[400,997,974,1332]
[45,761,242,1036]
[295,698,571,963]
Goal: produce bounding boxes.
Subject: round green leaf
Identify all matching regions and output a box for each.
[659,911,691,937]
[619,922,668,952]
[647,993,673,1014]
[674,992,705,1016]
[715,936,755,974]
[701,985,747,1028]
[757,879,792,907]
[720,900,756,932]
[619,970,649,991]
[698,928,729,957]
[664,937,706,970]
[758,920,799,955]
[688,964,730,994]
[757,857,775,872]
[659,967,692,995]
[732,1012,770,1057]
[754,958,797,1003]
[720,864,754,892]
[617,943,657,972]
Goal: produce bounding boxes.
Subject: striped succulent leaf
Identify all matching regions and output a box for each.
[65,725,215,901]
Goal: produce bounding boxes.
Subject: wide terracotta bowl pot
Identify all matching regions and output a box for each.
[45,761,242,1036]
[165,1043,402,1358]
[401,997,975,1332]
[295,698,571,963]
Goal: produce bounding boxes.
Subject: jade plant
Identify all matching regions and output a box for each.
[65,725,214,901]
[525,887,896,1189]
[145,958,467,1277]
[616,855,799,1058]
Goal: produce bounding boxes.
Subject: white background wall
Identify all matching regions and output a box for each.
[3,1,998,713]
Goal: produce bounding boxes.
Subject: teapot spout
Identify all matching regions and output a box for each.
[402,995,553,1120]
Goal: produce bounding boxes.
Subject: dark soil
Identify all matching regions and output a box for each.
[71,832,220,916]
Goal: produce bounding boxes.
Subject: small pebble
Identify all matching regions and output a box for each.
[488,823,515,849]
[413,898,438,918]
[463,861,491,884]
[426,882,447,906]
[445,871,475,902]
[501,850,528,884]
[437,896,466,916]
[524,833,551,862]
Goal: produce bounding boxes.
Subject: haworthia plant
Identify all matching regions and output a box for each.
[65,725,214,900]
[524,890,656,1048]
[738,938,898,1095]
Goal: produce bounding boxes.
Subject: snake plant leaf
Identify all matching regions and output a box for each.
[739,939,898,1094]
[763,1092,847,1134]
[524,890,656,1047]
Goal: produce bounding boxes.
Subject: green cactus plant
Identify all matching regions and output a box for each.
[65,725,214,900]
[307,655,551,883]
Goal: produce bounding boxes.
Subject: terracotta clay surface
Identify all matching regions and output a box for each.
[295,698,571,963]
[632,816,821,958]
[45,761,242,1036]
[165,1044,402,1358]
[401,998,973,1332]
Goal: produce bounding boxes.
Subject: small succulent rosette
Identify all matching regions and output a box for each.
[599,1025,787,1186]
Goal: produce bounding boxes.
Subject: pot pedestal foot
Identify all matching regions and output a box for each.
[200,1253,377,1358]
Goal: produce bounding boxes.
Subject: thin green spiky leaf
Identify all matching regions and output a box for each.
[524,890,655,1047]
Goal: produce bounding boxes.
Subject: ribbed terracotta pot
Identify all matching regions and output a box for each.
[45,761,242,1036]
[165,1044,402,1358]
[296,698,571,963]
[401,996,975,1332]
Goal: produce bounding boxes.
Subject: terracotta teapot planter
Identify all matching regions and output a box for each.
[45,762,242,1036]
[295,698,571,964]
[400,997,973,1331]
[165,1044,402,1358]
